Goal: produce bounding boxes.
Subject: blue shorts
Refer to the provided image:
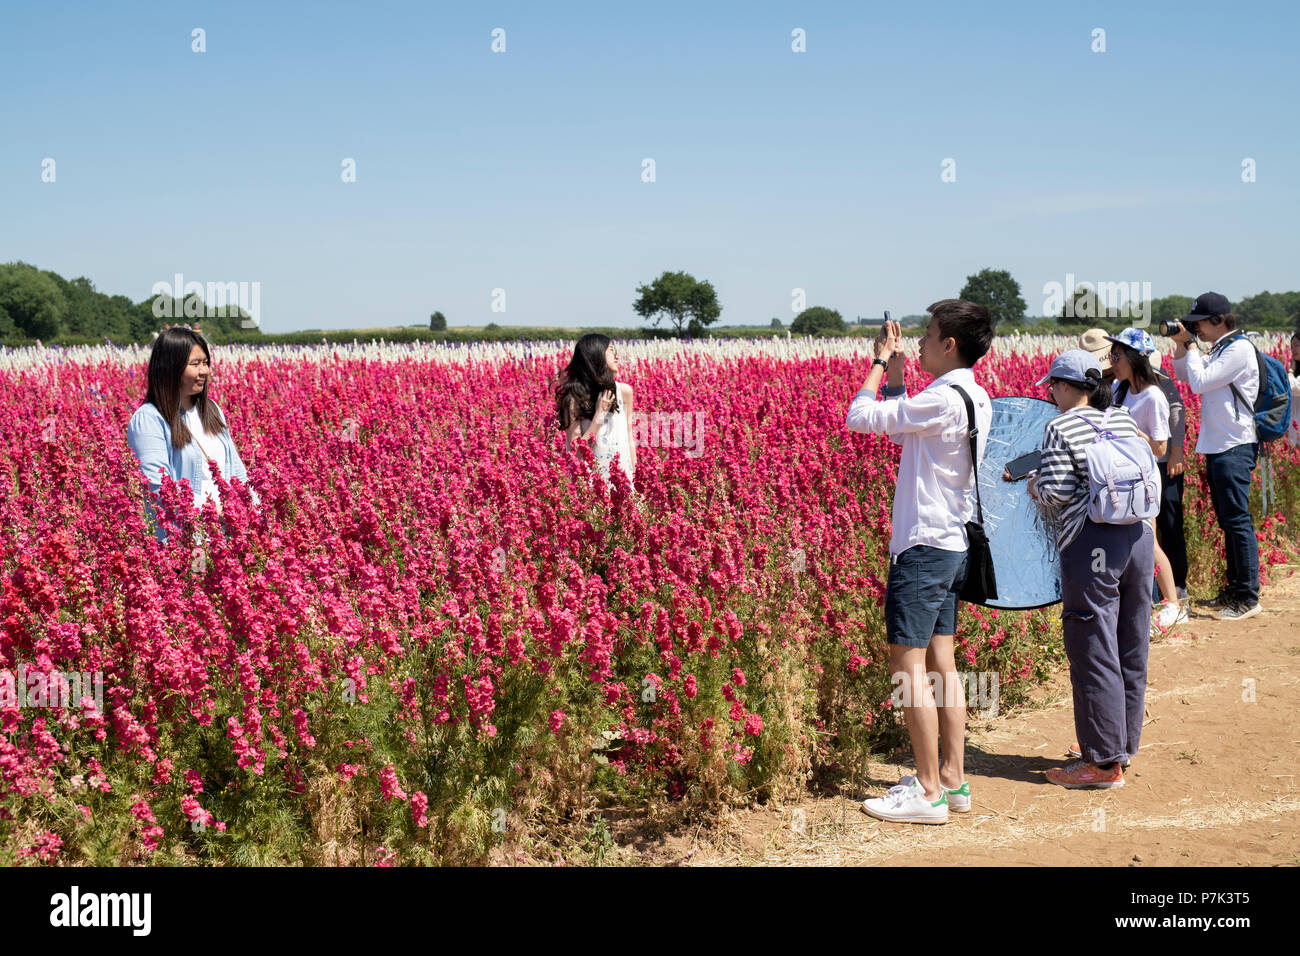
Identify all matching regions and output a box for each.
[884,545,969,648]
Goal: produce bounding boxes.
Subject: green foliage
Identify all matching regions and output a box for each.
[1236,291,1300,330]
[1149,295,1193,332]
[633,270,722,337]
[790,306,847,337]
[5,259,1299,347]
[960,268,1027,329]
[0,262,67,339]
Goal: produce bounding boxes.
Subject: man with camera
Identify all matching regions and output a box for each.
[1168,292,1262,621]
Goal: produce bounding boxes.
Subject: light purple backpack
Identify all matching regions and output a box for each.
[1068,409,1160,525]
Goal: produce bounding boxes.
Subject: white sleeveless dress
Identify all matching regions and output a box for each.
[580,382,635,487]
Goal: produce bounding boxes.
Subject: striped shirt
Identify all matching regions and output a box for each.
[1031,405,1143,551]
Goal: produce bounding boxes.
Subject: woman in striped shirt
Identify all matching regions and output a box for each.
[1026,349,1155,790]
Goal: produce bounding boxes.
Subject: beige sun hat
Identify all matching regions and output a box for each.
[1078,328,1112,372]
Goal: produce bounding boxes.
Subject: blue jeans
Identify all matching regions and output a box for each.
[1205,443,1259,605]
[884,546,969,647]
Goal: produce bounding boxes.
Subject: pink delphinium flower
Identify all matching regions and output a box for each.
[411,791,429,828]
[379,764,406,802]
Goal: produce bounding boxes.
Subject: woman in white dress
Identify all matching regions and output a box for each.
[555,334,636,489]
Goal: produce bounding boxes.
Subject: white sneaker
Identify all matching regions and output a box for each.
[898,773,971,812]
[862,778,949,825]
[1155,600,1189,631]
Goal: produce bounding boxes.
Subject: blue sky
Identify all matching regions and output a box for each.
[3,0,1298,331]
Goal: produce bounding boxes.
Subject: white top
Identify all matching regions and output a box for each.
[577,382,635,487]
[1115,381,1171,443]
[1172,331,1259,453]
[845,366,992,556]
[183,404,226,505]
[1289,371,1300,448]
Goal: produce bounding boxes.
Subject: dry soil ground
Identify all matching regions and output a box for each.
[645,568,1300,866]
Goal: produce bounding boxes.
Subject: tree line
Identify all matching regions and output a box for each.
[957,268,1300,335]
[0,262,251,346]
[4,261,1298,347]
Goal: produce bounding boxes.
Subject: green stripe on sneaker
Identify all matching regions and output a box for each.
[945,782,970,797]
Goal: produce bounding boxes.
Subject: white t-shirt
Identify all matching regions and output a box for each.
[183,405,225,504]
[1116,382,1170,442]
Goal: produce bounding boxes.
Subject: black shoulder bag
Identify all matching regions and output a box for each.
[949,385,998,604]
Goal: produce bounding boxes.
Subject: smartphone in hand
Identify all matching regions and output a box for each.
[1004,449,1041,481]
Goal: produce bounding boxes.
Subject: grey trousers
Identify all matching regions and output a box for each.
[1059,519,1156,765]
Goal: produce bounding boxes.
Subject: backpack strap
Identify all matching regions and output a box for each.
[1067,408,1116,440]
[1068,408,1157,511]
[1219,332,1262,422]
[948,384,984,526]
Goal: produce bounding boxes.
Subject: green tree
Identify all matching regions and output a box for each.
[790,306,846,336]
[1236,291,1299,330]
[633,270,721,337]
[1150,295,1193,333]
[960,268,1026,330]
[0,262,67,339]
[770,317,782,329]
[1061,283,1108,323]
[430,311,447,331]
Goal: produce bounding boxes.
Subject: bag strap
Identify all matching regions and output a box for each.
[1068,409,1153,473]
[1218,332,1261,420]
[184,406,220,467]
[949,384,984,526]
[1067,408,1104,436]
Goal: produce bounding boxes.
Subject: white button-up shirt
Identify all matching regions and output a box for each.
[1173,331,1259,454]
[845,367,992,556]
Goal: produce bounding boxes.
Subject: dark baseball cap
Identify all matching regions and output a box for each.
[1180,292,1231,324]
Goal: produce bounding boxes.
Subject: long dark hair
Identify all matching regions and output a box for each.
[143,327,226,450]
[1291,331,1300,377]
[555,333,619,429]
[1117,343,1159,393]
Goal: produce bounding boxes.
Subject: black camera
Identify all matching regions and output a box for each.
[1156,318,1198,336]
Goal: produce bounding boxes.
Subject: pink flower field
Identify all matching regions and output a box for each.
[1,336,1296,864]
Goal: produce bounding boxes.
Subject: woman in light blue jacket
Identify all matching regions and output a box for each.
[126,327,258,541]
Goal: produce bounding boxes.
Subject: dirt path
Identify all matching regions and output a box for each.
[672,568,1300,866]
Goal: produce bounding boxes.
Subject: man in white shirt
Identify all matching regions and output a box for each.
[845,299,994,825]
[1170,292,1262,620]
